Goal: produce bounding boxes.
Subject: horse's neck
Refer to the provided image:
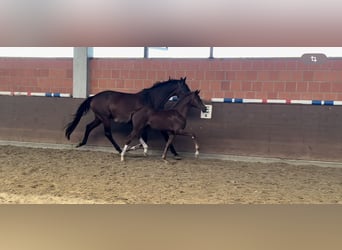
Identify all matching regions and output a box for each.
[148,84,177,110]
[174,96,192,118]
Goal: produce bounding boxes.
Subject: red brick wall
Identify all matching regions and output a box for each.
[89,58,342,101]
[0,58,73,93]
[1,57,342,101]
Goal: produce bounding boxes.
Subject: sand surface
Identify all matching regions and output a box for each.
[0,145,341,204]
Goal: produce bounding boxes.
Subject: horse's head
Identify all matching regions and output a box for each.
[175,77,191,98]
[145,77,192,110]
[164,76,191,98]
[190,90,207,113]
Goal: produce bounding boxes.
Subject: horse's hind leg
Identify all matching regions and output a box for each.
[76,118,101,148]
[103,119,122,153]
[139,137,149,156]
[162,134,175,161]
[161,131,180,159]
[121,128,145,161]
[128,127,148,151]
[121,130,136,161]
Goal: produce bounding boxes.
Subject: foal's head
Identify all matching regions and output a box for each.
[189,90,207,113]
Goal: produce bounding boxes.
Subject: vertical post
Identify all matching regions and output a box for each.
[209,47,214,59]
[73,47,90,98]
[144,47,149,58]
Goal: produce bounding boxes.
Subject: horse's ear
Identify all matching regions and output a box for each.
[195,89,200,94]
[183,77,187,82]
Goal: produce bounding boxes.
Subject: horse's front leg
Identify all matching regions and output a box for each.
[192,134,199,158]
[103,120,122,153]
[177,131,199,158]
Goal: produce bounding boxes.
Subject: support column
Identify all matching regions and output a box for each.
[73,47,91,98]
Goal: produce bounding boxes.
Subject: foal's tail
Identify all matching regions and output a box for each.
[65,96,93,140]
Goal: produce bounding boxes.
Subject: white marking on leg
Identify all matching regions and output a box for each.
[121,145,129,161]
[130,143,142,151]
[139,137,148,156]
[195,143,199,158]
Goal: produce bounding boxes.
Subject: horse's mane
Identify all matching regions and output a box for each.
[149,78,180,90]
[138,78,180,95]
[138,78,189,108]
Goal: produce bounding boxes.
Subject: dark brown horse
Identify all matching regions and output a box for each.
[120,90,207,161]
[65,77,191,154]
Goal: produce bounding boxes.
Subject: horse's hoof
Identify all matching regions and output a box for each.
[173,155,182,160]
[75,143,82,148]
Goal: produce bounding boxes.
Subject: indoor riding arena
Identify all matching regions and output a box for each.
[1,47,342,204]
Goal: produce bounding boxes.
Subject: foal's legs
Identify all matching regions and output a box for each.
[161,131,200,161]
[76,117,101,148]
[121,131,137,161]
[162,134,175,161]
[176,131,200,157]
[161,131,180,158]
[128,129,180,159]
[128,127,148,151]
[139,137,149,156]
[121,126,147,161]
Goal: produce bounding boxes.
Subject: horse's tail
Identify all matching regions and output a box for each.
[65,96,93,140]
